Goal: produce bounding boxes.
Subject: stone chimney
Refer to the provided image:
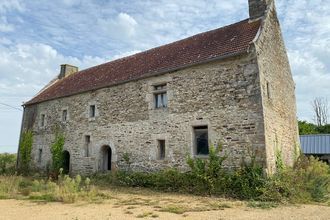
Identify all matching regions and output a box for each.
[58,64,78,79]
[248,0,272,20]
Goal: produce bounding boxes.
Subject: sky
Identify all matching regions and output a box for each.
[0,0,329,153]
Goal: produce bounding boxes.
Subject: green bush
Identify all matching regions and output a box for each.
[0,153,16,175]
[92,147,329,204]
[50,131,65,174]
[18,130,33,174]
[261,155,330,203]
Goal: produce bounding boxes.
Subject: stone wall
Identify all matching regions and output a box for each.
[254,2,299,173]
[22,53,266,175]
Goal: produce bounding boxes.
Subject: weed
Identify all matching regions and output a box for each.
[247,201,279,209]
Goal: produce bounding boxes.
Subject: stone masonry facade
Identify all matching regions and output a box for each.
[19,0,299,175]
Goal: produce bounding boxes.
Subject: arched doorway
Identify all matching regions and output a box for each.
[101,145,112,171]
[62,150,70,174]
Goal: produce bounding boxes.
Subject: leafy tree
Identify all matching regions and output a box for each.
[298,121,318,135]
[298,120,330,135]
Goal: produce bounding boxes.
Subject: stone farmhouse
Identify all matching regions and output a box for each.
[18,0,299,175]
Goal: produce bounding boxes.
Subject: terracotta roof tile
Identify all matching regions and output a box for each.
[25,19,261,105]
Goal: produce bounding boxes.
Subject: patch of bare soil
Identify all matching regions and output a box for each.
[0,189,329,220]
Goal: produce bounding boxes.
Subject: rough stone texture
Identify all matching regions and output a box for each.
[249,0,272,19]
[19,0,298,175]
[22,54,268,175]
[254,2,299,173]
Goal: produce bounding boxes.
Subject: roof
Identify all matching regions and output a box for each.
[25,19,261,106]
[300,134,330,154]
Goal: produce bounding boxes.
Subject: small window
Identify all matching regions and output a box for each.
[41,114,45,127]
[38,149,42,163]
[266,82,271,99]
[85,135,90,157]
[89,105,96,118]
[62,109,68,121]
[154,84,167,108]
[157,140,165,160]
[194,126,209,155]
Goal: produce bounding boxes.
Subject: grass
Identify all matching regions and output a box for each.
[247,201,279,209]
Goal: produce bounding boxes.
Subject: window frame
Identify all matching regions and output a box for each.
[40,114,46,127]
[62,109,68,122]
[193,125,209,156]
[38,148,42,163]
[89,105,96,118]
[157,139,166,160]
[85,135,91,157]
[153,84,168,109]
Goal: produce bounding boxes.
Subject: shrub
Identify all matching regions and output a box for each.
[0,153,16,175]
[261,155,330,203]
[18,130,33,174]
[50,131,65,174]
[186,145,227,194]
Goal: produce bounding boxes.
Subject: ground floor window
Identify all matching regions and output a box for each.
[157,140,165,160]
[194,126,209,155]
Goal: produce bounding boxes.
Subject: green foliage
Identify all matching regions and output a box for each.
[298,120,330,135]
[186,145,227,194]
[18,130,33,174]
[275,149,285,172]
[229,157,266,199]
[95,146,330,204]
[0,174,99,203]
[0,153,16,175]
[50,131,65,173]
[122,152,132,171]
[261,155,330,203]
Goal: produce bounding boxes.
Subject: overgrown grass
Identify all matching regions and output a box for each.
[0,171,106,203]
[91,148,330,204]
[1,146,329,206]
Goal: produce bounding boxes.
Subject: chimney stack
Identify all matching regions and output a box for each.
[248,0,271,20]
[58,64,78,79]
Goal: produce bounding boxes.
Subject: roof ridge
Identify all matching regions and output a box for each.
[67,19,251,76]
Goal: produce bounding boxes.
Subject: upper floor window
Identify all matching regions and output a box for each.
[194,126,209,156]
[41,114,45,127]
[62,109,68,122]
[266,81,271,99]
[154,84,167,108]
[157,140,165,160]
[89,105,96,118]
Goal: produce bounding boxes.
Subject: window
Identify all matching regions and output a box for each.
[153,84,167,108]
[266,82,271,99]
[194,126,209,155]
[38,149,42,163]
[157,140,165,160]
[41,114,45,127]
[89,105,96,118]
[62,109,68,121]
[85,135,90,157]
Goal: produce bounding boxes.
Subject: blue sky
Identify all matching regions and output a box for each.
[0,0,329,153]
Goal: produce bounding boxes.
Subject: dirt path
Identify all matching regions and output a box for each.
[0,189,329,220]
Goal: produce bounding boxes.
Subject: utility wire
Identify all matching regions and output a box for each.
[0,103,22,111]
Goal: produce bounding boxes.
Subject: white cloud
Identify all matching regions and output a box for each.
[0,16,14,32]
[0,0,23,13]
